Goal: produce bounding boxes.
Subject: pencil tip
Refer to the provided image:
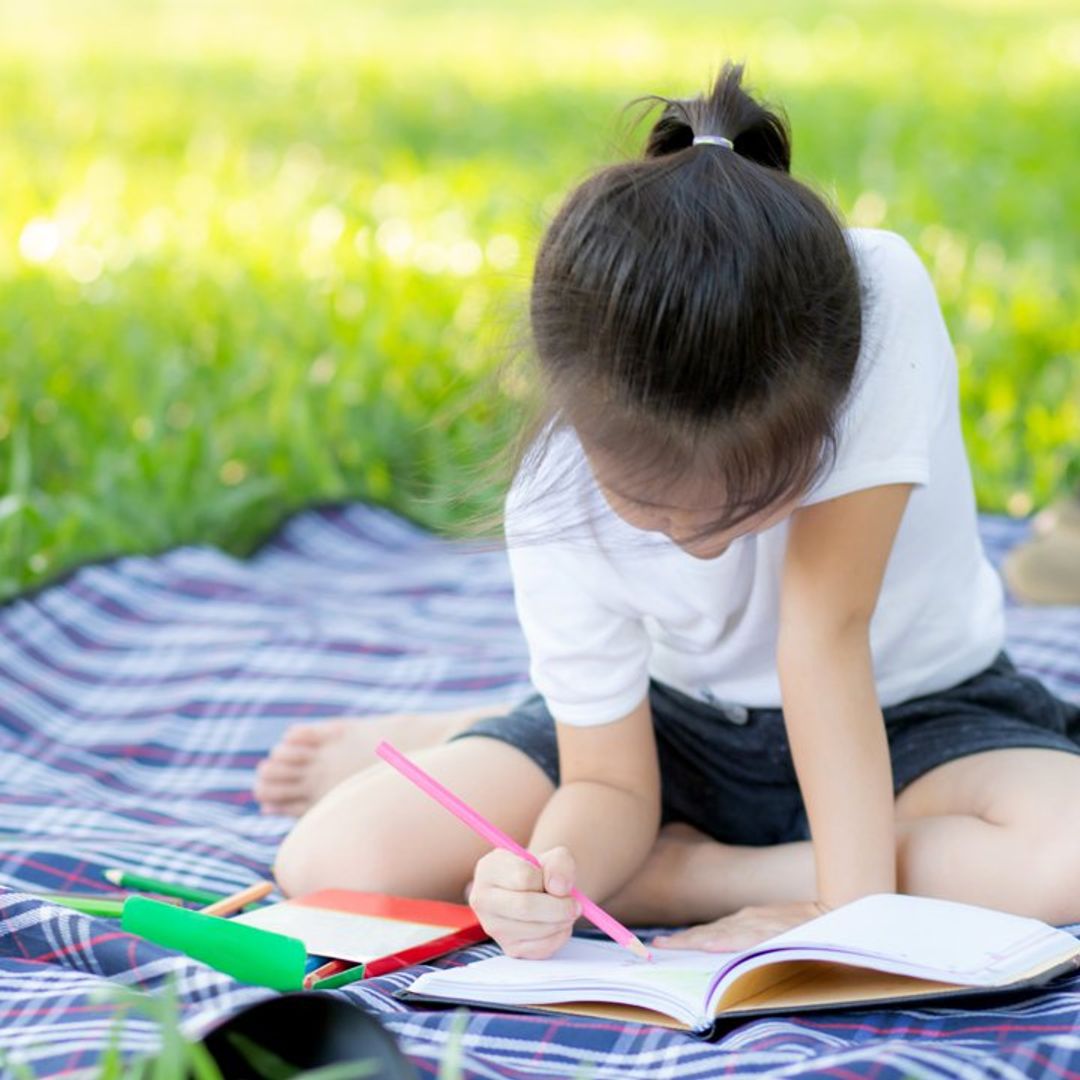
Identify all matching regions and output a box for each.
[103,869,121,885]
[630,939,653,962]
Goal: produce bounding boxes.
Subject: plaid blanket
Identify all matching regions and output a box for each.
[1,504,1078,1078]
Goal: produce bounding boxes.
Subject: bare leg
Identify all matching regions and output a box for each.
[606,747,1080,928]
[255,699,519,816]
[274,739,1080,930]
[601,823,815,926]
[273,734,555,902]
[604,814,1080,927]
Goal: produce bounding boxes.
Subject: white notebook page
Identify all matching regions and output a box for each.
[409,937,733,1025]
[235,903,457,963]
[737,893,1063,978]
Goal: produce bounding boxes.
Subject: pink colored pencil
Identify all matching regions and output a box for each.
[375,739,652,962]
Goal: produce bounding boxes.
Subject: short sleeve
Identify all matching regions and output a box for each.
[799,230,953,508]
[504,456,652,727]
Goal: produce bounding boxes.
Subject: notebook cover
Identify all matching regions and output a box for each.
[291,889,479,929]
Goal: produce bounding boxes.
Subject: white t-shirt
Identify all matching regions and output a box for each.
[504,228,1006,725]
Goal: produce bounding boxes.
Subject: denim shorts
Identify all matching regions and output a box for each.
[449,651,1080,846]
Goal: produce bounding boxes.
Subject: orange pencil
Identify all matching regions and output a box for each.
[200,880,274,917]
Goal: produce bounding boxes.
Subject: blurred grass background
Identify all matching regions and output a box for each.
[1,0,1078,600]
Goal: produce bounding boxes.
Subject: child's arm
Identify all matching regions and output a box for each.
[529,694,662,897]
[777,481,915,908]
[467,694,661,958]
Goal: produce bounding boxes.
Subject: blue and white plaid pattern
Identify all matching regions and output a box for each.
[1,504,1077,1078]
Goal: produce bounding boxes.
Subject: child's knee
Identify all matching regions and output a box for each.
[272,816,416,898]
[272,824,316,897]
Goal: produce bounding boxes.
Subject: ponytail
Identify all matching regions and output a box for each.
[631,62,791,172]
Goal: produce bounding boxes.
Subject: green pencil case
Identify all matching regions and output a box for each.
[122,896,307,991]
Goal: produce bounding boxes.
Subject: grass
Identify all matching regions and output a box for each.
[1,0,1078,600]
[3,981,478,1078]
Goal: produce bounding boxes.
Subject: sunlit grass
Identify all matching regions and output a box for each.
[1,0,1077,597]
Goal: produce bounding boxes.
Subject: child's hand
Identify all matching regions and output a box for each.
[651,900,832,953]
[467,846,581,959]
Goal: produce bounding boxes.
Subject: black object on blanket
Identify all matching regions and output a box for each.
[195,993,417,1079]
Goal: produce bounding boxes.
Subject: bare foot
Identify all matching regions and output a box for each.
[254,702,516,817]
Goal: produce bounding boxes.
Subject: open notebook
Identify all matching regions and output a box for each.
[402,893,1080,1037]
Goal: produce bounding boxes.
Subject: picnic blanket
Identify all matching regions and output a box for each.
[1,503,1078,1078]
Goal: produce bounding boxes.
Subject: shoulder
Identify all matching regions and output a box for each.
[848,228,940,321]
[845,227,952,390]
[847,226,924,275]
[504,422,584,539]
[843,228,953,404]
[504,422,660,591]
[798,230,953,507]
[504,422,617,552]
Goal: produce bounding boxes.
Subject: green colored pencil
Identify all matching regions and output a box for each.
[311,963,368,991]
[35,893,126,918]
[104,868,225,906]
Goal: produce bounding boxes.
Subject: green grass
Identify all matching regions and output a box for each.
[2,977,477,1078]
[1,0,1078,599]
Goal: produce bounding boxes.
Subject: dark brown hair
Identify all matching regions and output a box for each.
[453,61,865,549]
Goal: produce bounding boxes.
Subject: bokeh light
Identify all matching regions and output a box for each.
[0,0,1076,596]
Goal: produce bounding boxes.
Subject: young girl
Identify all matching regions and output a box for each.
[260,64,1080,958]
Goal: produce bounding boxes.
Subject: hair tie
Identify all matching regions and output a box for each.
[692,135,734,150]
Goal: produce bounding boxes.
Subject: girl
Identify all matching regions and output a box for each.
[261,64,1080,958]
